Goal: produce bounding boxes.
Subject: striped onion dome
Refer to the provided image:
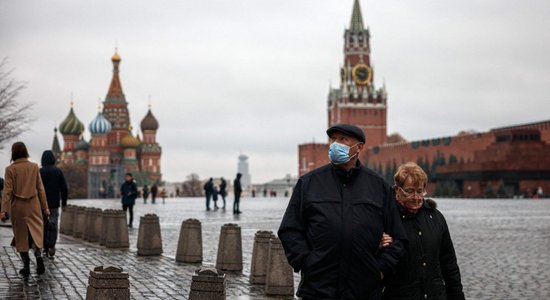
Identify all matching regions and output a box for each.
[59,107,85,136]
[89,112,112,135]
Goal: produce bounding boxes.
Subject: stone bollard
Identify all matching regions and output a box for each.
[189,268,226,300]
[215,223,243,271]
[59,205,68,234]
[103,210,129,248]
[73,206,87,239]
[86,265,130,300]
[265,237,294,296]
[175,219,202,263]
[249,230,275,284]
[82,208,92,241]
[136,214,163,256]
[87,208,103,243]
[62,205,76,236]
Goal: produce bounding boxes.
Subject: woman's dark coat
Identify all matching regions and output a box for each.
[40,151,68,209]
[120,181,138,205]
[382,199,465,300]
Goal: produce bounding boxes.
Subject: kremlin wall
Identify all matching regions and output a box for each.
[298,0,550,198]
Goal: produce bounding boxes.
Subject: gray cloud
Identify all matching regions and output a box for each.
[1,0,549,182]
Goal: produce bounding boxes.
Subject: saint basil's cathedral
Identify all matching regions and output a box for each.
[52,50,162,198]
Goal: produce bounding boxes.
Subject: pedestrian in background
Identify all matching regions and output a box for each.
[39,150,68,258]
[233,173,242,214]
[0,176,4,212]
[143,185,149,204]
[151,183,158,204]
[219,177,227,210]
[381,162,465,300]
[203,178,214,211]
[120,173,138,228]
[0,142,50,277]
[212,185,219,210]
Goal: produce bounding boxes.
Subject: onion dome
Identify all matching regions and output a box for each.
[89,112,112,135]
[121,129,141,148]
[59,106,85,136]
[112,48,121,62]
[140,108,159,132]
[75,137,89,151]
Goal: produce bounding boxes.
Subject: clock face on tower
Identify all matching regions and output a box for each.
[352,64,372,85]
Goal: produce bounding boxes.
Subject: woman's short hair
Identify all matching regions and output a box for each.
[394,162,428,187]
[11,142,29,162]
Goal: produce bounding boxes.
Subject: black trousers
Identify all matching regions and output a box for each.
[122,204,134,226]
[233,194,240,213]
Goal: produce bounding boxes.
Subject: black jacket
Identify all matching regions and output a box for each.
[120,181,138,205]
[39,166,68,209]
[278,162,408,299]
[382,199,465,300]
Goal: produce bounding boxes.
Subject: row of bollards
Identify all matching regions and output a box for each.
[60,205,162,253]
[62,205,293,299]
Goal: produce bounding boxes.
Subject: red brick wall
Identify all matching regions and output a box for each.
[298,143,330,176]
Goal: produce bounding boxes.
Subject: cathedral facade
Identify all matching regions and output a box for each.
[53,50,162,198]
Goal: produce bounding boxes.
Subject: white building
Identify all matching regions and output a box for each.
[237,154,251,190]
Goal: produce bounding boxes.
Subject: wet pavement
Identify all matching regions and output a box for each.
[1,197,549,299]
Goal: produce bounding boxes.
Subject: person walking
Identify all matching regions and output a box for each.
[39,150,68,258]
[381,162,465,300]
[142,185,149,204]
[151,183,158,204]
[219,177,227,210]
[233,173,243,214]
[278,124,407,299]
[0,142,50,277]
[120,173,138,228]
[203,178,214,211]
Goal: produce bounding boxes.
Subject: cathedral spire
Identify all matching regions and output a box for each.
[105,48,126,103]
[350,0,364,32]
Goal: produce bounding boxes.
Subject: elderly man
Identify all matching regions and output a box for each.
[278,124,408,299]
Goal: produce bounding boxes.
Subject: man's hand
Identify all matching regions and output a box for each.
[43,209,50,217]
[379,232,393,249]
[0,212,7,221]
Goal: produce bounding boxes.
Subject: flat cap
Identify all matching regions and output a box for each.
[326,124,365,143]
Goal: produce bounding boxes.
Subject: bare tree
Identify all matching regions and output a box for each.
[0,58,34,149]
[181,173,204,197]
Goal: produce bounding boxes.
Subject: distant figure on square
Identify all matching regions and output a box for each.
[1,142,50,277]
[151,183,158,204]
[39,150,68,258]
[233,173,243,214]
[176,187,180,197]
[161,188,166,204]
[0,176,4,212]
[142,184,149,203]
[203,177,214,211]
[219,177,227,210]
[212,185,220,209]
[120,173,138,228]
[381,162,465,300]
[278,124,407,299]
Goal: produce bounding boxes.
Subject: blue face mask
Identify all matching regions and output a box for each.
[328,142,359,165]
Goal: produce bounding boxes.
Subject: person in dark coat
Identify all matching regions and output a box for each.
[203,178,214,211]
[219,177,227,209]
[120,173,138,228]
[278,124,408,299]
[151,183,158,204]
[212,185,219,209]
[233,173,242,214]
[381,162,465,300]
[142,185,149,204]
[0,176,4,212]
[39,150,68,257]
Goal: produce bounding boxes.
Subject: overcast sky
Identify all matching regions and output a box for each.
[1,0,550,183]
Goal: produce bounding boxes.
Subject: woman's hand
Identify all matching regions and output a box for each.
[43,209,50,217]
[0,212,7,221]
[379,232,393,249]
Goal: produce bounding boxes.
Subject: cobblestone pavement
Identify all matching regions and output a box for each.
[1,197,549,299]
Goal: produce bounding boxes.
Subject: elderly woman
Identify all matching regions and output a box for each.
[0,142,50,277]
[382,162,464,300]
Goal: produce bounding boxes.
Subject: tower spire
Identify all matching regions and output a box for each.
[350,0,364,32]
[105,48,125,103]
